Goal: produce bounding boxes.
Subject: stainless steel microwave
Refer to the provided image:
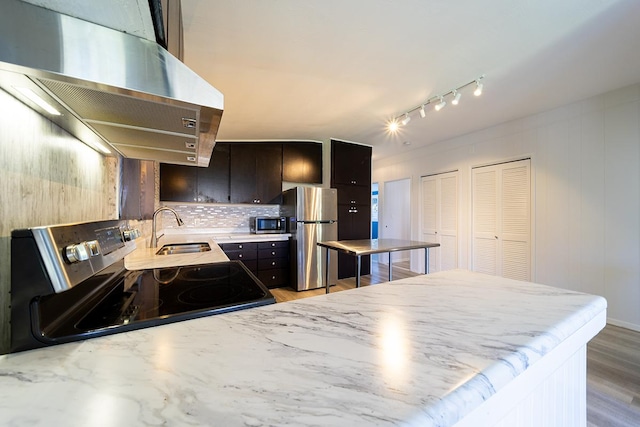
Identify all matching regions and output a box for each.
[250,217,287,234]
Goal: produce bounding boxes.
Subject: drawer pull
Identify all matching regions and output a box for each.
[238,254,243,258]
[271,243,276,247]
[271,251,276,256]
[272,275,276,280]
[238,244,243,249]
[271,261,276,266]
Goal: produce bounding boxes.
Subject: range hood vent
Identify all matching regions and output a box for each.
[0,0,223,167]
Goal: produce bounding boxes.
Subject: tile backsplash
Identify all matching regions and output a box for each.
[162,203,281,232]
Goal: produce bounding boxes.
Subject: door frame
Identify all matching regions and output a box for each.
[380,177,412,265]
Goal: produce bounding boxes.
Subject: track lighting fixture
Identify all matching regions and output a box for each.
[388,75,485,132]
[452,90,461,105]
[474,80,483,96]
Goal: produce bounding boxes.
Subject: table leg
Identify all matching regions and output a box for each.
[425,248,430,274]
[388,252,393,281]
[356,256,361,288]
[325,247,331,294]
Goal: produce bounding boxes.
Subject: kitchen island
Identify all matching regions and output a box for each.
[0,270,606,426]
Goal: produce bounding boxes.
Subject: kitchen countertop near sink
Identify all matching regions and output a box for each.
[124,230,291,270]
[0,270,606,426]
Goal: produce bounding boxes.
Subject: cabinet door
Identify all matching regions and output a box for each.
[256,143,283,204]
[159,163,197,202]
[197,143,230,202]
[472,159,530,281]
[421,171,458,273]
[331,140,371,186]
[283,142,322,184]
[337,204,371,278]
[230,143,283,204]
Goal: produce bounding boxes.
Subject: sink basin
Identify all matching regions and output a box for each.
[156,242,211,256]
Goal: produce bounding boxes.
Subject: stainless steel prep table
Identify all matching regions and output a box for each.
[317,239,440,293]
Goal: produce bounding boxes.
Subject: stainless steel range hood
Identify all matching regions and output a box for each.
[0,0,223,167]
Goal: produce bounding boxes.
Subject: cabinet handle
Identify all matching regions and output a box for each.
[271,243,276,247]
[271,261,276,266]
[238,244,243,249]
[271,251,276,256]
[272,275,276,280]
[238,254,243,258]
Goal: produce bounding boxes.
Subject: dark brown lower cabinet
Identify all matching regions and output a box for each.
[336,203,371,278]
[221,240,290,288]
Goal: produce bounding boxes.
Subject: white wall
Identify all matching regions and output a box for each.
[373,83,640,331]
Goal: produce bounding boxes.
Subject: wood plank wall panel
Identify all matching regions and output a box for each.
[0,89,118,353]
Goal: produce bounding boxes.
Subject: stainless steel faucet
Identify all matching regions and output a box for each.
[151,206,184,248]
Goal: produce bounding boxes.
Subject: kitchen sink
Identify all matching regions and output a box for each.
[156,242,211,256]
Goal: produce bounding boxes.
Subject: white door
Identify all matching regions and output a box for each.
[421,171,458,273]
[381,178,411,264]
[472,159,531,281]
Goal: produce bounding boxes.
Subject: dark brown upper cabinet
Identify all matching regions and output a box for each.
[282,142,322,184]
[160,141,323,204]
[159,162,198,202]
[331,140,372,186]
[229,143,283,204]
[197,142,230,202]
[160,143,230,202]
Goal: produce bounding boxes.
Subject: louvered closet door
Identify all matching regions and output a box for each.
[472,159,530,281]
[421,171,458,273]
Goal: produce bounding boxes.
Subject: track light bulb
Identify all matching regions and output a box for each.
[419,105,426,118]
[401,113,411,125]
[474,80,483,96]
[452,90,461,105]
[434,97,446,111]
[388,120,399,132]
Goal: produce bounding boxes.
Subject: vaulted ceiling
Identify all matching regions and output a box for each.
[19,0,640,159]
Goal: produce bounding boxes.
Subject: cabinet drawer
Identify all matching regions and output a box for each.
[258,257,289,270]
[224,249,257,261]
[239,260,258,272]
[221,242,258,251]
[336,186,370,205]
[257,269,289,288]
[258,247,288,259]
[257,240,289,250]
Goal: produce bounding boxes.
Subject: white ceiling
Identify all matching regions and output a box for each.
[179,0,640,159]
[21,0,640,160]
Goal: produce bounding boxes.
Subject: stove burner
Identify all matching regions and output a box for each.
[178,265,240,282]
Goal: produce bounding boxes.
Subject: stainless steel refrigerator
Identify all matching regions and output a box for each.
[282,187,338,291]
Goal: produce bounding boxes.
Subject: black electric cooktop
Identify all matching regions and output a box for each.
[34,261,275,345]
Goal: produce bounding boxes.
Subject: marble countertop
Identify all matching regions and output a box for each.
[0,270,606,426]
[124,230,291,270]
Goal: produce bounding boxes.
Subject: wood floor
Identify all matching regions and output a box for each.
[271,261,640,426]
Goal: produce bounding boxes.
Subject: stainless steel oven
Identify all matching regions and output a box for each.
[10,219,275,353]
